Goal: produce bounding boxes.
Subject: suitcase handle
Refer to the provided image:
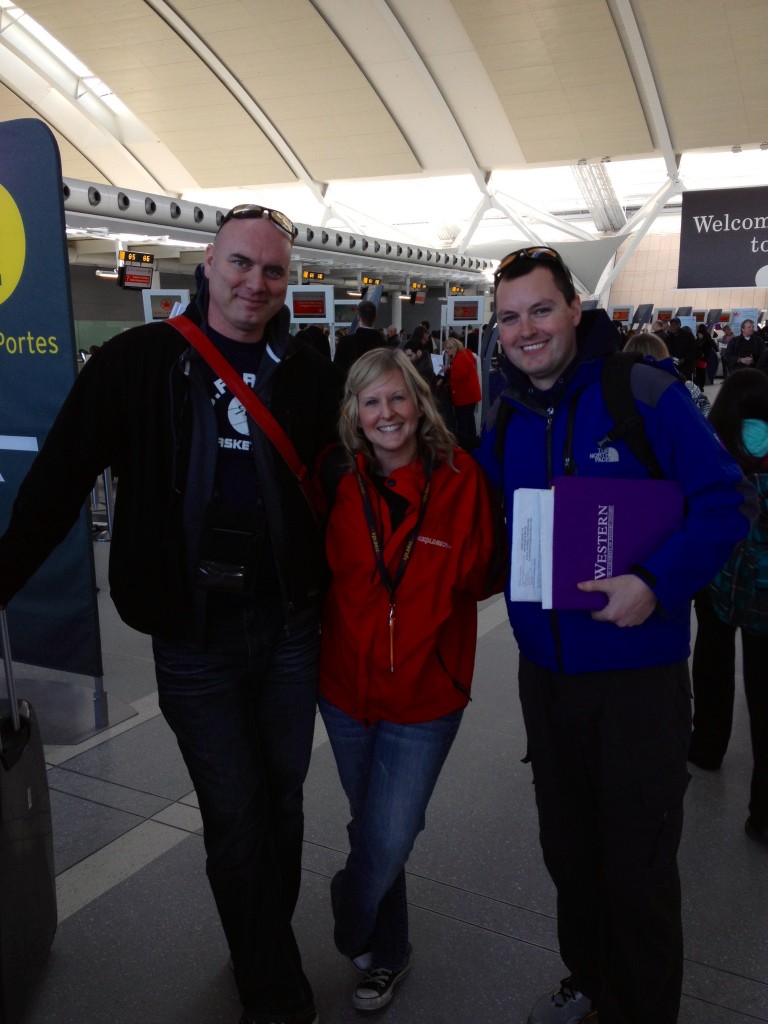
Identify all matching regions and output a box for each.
[0,609,21,734]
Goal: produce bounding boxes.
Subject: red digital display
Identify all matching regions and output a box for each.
[293,294,327,318]
[611,308,631,321]
[453,301,479,321]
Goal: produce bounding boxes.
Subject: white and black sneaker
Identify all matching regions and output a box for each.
[527,978,592,1024]
[352,956,413,1011]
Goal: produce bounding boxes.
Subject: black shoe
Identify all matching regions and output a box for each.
[352,957,413,1011]
[527,978,592,1024]
[745,817,768,846]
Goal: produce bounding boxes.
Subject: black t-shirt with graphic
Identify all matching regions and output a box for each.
[199,327,278,595]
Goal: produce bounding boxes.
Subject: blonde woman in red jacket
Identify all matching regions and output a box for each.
[443,335,481,449]
[319,347,500,1013]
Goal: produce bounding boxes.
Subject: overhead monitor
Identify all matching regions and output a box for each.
[609,305,633,323]
[675,306,692,317]
[447,295,484,325]
[631,303,654,327]
[655,308,674,322]
[706,308,723,329]
[287,285,333,323]
[692,309,707,323]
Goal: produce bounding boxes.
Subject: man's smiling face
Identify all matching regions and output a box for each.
[495,265,582,390]
[204,216,291,343]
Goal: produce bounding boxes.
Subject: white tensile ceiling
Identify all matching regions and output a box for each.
[2,0,768,286]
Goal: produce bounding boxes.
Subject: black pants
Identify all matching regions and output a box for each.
[453,403,478,451]
[519,657,691,1024]
[154,601,319,1020]
[691,588,768,824]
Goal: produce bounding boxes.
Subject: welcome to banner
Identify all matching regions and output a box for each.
[0,118,102,676]
[679,186,768,288]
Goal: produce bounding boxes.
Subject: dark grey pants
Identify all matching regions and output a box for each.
[519,656,692,1024]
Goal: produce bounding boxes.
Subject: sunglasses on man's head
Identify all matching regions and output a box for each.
[218,204,298,242]
[493,246,569,286]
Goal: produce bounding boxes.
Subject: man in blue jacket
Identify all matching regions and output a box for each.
[475,247,754,1024]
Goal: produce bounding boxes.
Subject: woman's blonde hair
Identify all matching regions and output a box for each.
[622,332,670,360]
[339,348,456,469]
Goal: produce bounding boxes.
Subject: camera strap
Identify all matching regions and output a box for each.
[167,314,323,520]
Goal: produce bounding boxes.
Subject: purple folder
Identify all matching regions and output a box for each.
[551,476,684,610]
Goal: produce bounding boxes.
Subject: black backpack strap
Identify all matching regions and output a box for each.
[599,351,665,479]
[492,395,514,464]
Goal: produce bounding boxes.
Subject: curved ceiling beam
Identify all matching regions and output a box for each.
[142,0,330,210]
[607,0,679,180]
[0,6,174,191]
[371,0,488,195]
[310,0,488,196]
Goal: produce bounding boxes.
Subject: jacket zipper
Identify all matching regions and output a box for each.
[544,406,565,672]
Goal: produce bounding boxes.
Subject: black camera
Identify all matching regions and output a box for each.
[194,502,266,596]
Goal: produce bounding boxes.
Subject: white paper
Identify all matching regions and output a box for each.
[539,489,554,609]
[509,489,543,601]
[509,488,554,605]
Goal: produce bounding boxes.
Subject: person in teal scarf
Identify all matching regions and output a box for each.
[690,369,768,845]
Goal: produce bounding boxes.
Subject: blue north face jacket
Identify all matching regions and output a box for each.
[475,309,754,674]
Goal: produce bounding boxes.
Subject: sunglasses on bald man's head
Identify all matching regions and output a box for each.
[218,204,298,242]
[493,246,570,287]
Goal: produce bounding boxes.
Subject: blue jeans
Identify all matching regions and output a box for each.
[153,600,319,1019]
[319,696,462,971]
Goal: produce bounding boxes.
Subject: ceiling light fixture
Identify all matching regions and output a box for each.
[571,160,626,232]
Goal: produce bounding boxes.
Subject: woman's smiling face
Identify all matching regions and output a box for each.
[358,369,420,473]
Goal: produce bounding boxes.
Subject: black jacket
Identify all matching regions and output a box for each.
[333,326,387,375]
[0,299,341,641]
[725,333,765,370]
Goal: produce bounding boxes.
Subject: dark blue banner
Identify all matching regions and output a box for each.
[679,186,768,288]
[0,118,102,676]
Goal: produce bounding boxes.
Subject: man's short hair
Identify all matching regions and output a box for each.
[669,317,681,327]
[494,247,576,304]
[357,300,377,326]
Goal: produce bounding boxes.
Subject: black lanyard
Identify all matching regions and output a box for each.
[356,462,432,673]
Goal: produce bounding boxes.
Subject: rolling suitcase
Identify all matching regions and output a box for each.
[0,611,57,1024]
